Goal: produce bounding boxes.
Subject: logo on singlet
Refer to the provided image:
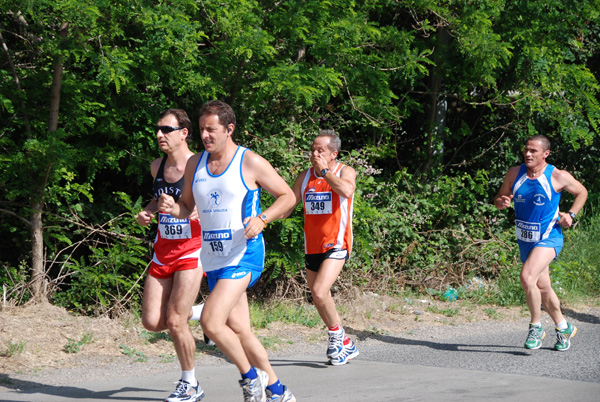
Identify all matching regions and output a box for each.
[203,229,232,241]
[208,188,223,207]
[305,193,332,202]
[533,193,546,206]
[514,194,525,203]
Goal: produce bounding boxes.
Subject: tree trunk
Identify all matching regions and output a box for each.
[421,26,450,177]
[29,22,69,302]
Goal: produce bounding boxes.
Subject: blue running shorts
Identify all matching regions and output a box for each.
[205,266,262,291]
[518,237,563,263]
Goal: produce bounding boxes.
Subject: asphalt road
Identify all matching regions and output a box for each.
[2,306,599,401]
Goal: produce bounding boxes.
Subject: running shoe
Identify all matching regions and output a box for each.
[326,329,345,359]
[330,339,359,366]
[239,367,268,402]
[554,322,577,351]
[524,324,545,349]
[164,379,204,402]
[191,303,205,321]
[266,385,296,402]
[203,333,215,346]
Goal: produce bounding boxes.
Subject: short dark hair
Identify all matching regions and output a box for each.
[158,108,192,142]
[198,100,236,131]
[316,129,342,154]
[526,135,551,151]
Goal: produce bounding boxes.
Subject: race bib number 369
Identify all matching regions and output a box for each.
[158,213,192,240]
[305,192,333,215]
[515,220,541,243]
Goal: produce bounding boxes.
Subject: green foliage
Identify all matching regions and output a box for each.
[119,344,147,362]
[550,206,600,297]
[50,193,150,315]
[0,0,599,313]
[63,332,93,354]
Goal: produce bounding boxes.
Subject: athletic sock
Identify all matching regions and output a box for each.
[556,320,568,330]
[241,367,258,380]
[181,369,196,385]
[190,303,204,321]
[266,380,284,396]
[529,322,541,327]
[328,324,341,332]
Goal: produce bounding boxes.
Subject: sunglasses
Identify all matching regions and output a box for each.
[156,125,184,133]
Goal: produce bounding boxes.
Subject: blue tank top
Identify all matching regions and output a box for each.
[511,164,562,243]
[191,146,264,272]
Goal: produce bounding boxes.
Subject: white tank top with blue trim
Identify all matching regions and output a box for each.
[191,146,264,272]
[511,164,562,244]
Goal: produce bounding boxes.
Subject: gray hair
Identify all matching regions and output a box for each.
[316,129,341,154]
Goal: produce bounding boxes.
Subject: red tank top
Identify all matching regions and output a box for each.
[300,163,353,255]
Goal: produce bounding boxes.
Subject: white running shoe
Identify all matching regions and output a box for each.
[266,385,296,402]
[326,329,345,359]
[239,368,268,402]
[164,379,204,402]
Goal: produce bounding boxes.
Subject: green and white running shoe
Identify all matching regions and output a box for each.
[524,324,545,349]
[554,322,577,351]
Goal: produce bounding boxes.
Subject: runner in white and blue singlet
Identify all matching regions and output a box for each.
[192,146,265,289]
[495,135,587,352]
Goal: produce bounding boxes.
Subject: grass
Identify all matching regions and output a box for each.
[484,308,503,320]
[250,301,322,329]
[258,335,294,349]
[426,305,460,317]
[159,353,175,363]
[2,341,26,357]
[64,332,94,354]
[140,329,171,344]
[550,209,600,301]
[120,344,148,362]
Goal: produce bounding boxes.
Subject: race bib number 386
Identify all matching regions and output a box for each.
[159,213,192,240]
[515,219,541,243]
[305,192,333,215]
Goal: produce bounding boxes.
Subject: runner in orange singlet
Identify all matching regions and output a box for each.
[289,130,359,365]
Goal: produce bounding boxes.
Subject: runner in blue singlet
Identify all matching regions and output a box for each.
[494,135,587,352]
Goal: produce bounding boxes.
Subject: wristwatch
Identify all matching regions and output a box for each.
[568,212,576,220]
[258,214,268,226]
[320,168,329,177]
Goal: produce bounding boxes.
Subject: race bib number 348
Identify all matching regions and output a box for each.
[158,213,192,240]
[515,220,541,243]
[305,192,333,215]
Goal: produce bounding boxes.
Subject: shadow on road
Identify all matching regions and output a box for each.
[562,308,600,324]
[348,328,530,356]
[1,373,157,401]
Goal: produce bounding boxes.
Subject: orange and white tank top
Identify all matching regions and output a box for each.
[300,163,353,255]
